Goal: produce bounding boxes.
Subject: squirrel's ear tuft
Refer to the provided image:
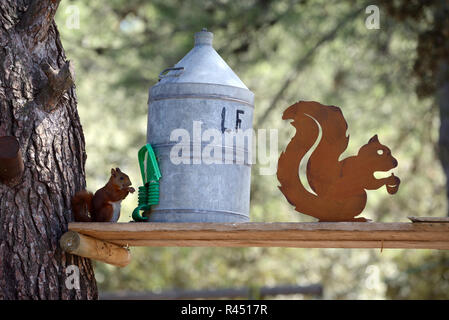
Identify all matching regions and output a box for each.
[116,167,121,173]
[111,168,116,176]
[369,134,379,143]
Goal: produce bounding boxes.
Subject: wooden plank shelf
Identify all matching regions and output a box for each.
[68,222,449,250]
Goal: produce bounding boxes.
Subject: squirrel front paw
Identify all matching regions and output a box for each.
[128,187,135,193]
[386,173,400,194]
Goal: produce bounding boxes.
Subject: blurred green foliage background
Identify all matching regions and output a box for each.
[55,0,449,299]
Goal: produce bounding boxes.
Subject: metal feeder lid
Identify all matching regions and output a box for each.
[157,29,248,89]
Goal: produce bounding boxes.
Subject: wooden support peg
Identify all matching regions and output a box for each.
[0,136,24,186]
[60,231,131,267]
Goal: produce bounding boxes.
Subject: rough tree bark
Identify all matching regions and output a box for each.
[0,1,97,299]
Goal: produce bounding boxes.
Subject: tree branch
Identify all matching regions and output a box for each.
[37,61,75,112]
[256,7,364,127]
[0,136,24,187]
[13,60,74,153]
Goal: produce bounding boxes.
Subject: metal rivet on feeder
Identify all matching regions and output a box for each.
[146,29,255,222]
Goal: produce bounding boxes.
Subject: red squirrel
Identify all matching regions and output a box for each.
[71,168,135,222]
[277,101,400,222]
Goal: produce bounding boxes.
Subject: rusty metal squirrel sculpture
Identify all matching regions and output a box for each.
[277,101,400,222]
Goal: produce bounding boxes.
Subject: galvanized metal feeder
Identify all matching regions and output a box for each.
[146,29,254,222]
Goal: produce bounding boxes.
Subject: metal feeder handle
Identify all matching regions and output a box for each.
[158,67,185,80]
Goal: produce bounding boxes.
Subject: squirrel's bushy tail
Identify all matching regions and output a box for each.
[71,190,94,222]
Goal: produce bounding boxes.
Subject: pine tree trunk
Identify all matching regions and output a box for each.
[0,1,97,299]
